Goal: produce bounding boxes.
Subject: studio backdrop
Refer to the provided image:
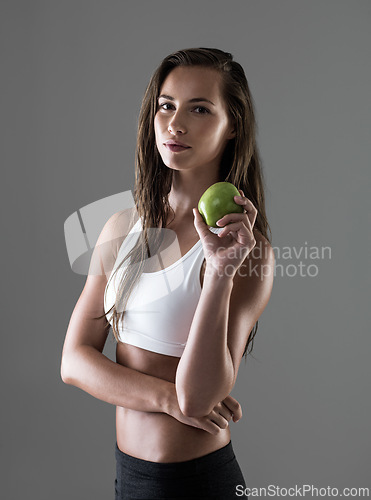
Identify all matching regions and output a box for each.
[1,1,370,499]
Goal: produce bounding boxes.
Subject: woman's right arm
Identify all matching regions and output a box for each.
[61,329,241,435]
[61,209,177,414]
[60,210,242,433]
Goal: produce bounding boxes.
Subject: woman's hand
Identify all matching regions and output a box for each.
[169,394,243,435]
[193,190,257,278]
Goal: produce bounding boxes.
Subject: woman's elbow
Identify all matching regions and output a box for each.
[60,358,70,384]
[60,352,75,385]
[177,393,214,418]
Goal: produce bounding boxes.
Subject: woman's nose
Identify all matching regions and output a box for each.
[168,112,187,134]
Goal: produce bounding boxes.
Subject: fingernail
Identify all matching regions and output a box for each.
[216,220,222,226]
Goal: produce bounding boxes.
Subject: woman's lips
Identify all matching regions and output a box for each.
[165,144,191,152]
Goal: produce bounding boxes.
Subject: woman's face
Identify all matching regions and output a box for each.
[154,66,236,176]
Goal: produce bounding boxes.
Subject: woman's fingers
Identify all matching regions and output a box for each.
[222,396,243,422]
[207,397,243,429]
[217,211,251,230]
[217,221,253,246]
[217,219,249,235]
[201,419,222,435]
[192,207,211,239]
[209,411,230,430]
[234,193,258,229]
[176,396,243,435]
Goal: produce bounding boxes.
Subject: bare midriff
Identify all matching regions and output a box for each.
[115,250,231,463]
[115,342,231,463]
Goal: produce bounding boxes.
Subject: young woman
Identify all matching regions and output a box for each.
[61,47,274,499]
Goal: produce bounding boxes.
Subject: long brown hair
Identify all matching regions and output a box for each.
[97,47,271,358]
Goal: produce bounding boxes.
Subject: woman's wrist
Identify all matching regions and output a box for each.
[203,264,235,289]
[162,382,179,417]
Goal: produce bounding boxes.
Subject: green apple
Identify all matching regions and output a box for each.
[198,182,244,228]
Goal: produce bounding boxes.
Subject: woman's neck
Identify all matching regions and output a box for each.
[167,169,220,220]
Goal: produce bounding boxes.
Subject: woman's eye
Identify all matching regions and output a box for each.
[194,106,209,114]
[158,103,209,114]
[159,103,174,111]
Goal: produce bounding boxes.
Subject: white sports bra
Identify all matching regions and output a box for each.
[104,217,206,357]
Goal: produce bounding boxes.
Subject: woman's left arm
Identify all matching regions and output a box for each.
[175,192,275,417]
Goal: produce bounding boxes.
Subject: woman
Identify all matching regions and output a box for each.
[61,47,274,499]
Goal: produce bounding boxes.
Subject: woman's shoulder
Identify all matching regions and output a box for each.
[92,207,139,266]
[251,227,275,266]
[104,207,140,252]
[108,206,139,230]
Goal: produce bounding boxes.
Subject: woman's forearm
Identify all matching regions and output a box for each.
[61,345,175,414]
[175,270,235,417]
[61,346,240,435]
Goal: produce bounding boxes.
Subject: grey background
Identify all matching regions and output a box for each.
[1,1,370,498]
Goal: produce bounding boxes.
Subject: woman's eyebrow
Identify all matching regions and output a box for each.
[158,94,215,106]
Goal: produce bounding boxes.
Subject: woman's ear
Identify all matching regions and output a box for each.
[228,128,236,140]
[228,119,237,139]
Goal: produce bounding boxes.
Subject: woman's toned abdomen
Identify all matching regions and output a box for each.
[115,343,231,462]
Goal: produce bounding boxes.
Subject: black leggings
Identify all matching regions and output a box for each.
[114,440,247,499]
